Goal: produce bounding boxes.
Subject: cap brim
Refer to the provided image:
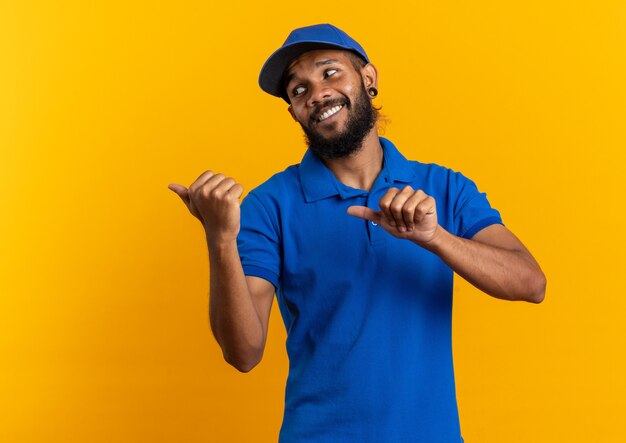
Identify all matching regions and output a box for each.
[258,41,362,103]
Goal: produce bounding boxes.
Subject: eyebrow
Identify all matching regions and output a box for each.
[315,59,340,67]
[284,59,342,89]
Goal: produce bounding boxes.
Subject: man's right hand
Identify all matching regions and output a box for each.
[170,173,274,372]
[168,171,244,245]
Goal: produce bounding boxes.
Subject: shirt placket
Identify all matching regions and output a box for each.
[366,175,392,248]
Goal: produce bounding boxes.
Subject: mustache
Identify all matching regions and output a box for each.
[309,98,350,124]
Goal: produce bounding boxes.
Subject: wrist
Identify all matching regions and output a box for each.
[414,225,447,252]
[206,233,238,252]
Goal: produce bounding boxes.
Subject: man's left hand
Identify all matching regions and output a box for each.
[347,186,440,246]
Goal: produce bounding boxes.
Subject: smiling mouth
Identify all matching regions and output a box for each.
[317,104,344,122]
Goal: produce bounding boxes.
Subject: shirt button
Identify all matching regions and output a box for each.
[371,221,378,226]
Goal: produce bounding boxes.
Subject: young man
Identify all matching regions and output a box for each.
[169,23,546,443]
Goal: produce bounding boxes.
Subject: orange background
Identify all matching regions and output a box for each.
[1,1,625,442]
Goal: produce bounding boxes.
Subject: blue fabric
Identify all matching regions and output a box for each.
[237,137,502,442]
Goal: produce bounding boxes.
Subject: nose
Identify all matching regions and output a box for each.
[306,82,331,108]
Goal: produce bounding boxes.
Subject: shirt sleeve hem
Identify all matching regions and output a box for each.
[242,264,279,290]
[461,216,504,239]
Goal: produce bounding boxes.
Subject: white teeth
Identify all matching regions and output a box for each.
[318,105,343,121]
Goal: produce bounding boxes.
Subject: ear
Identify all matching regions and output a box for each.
[287,105,298,122]
[361,63,378,91]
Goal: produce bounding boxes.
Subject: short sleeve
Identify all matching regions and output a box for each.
[452,171,503,239]
[237,192,281,290]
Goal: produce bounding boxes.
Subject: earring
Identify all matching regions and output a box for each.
[368,87,378,98]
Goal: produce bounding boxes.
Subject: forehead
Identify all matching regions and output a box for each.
[285,49,352,77]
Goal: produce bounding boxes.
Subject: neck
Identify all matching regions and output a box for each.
[320,128,383,192]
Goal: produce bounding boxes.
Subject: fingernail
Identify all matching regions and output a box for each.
[399,226,406,232]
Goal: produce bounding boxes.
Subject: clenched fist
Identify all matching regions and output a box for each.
[168,171,244,245]
[347,186,440,245]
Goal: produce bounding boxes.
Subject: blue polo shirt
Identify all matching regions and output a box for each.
[237,137,502,443]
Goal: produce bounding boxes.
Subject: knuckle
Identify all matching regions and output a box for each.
[391,202,403,213]
[200,187,211,199]
[381,189,398,200]
[210,187,223,199]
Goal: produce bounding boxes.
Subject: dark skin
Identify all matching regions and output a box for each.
[284,49,546,304]
[284,50,384,191]
[168,48,546,372]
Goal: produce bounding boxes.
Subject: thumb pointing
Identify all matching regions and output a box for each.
[168,184,190,202]
[347,206,381,223]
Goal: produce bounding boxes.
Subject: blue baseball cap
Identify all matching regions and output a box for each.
[258,23,370,103]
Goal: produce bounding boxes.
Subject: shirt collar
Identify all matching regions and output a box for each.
[298,137,417,203]
[379,136,417,183]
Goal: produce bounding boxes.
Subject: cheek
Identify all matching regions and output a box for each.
[293,108,309,125]
[343,81,362,101]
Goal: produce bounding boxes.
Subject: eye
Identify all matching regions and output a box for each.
[323,68,338,78]
[292,85,306,97]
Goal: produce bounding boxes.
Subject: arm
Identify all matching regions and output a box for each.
[422,223,546,303]
[347,186,546,303]
[208,240,275,372]
[169,171,275,372]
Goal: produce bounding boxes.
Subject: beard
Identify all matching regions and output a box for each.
[299,82,377,161]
